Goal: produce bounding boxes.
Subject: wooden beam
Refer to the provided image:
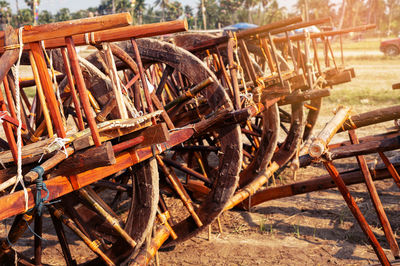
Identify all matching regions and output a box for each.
[0,20,187,52]
[0,128,194,221]
[0,13,132,46]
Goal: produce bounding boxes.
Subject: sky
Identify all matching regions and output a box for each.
[6,0,299,14]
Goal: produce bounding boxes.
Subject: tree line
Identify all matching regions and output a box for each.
[0,0,398,36]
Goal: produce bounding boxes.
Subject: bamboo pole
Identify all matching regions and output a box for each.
[309,106,351,158]
[29,51,54,137]
[300,134,400,167]
[269,17,332,35]
[102,43,128,119]
[79,188,136,248]
[186,17,303,53]
[164,77,213,111]
[61,48,85,131]
[273,24,376,43]
[47,205,115,266]
[49,211,75,266]
[224,162,279,211]
[162,157,211,184]
[339,105,400,132]
[279,89,330,106]
[156,155,203,227]
[30,42,66,138]
[131,225,170,266]
[157,210,177,240]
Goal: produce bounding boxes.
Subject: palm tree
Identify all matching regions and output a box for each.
[134,0,146,24]
[155,0,169,21]
[165,1,182,20]
[243,0,259,23]
[39,10,53,24]
[55,7,71,21]
[18,8,33,24]
[0,1,11,23]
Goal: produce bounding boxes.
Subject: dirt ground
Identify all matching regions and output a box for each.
[156,56,400,265]
[157,166,399,265]
[0,49,400,265]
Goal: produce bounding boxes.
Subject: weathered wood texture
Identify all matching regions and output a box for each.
[48,142,115,178]
[324,161,390,265]
[278,89,330,106]
[183,17,302,53]
[224,162,279,210]
[339,105,400,132]
[0,25,19,84]
[348,130,400,258]
[24,147,74,183]
[131,225,170,266]
[244,162,399,208]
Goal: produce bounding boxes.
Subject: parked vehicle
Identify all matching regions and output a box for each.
[380,37,400,56]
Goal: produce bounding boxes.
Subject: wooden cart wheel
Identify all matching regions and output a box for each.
[238,103,280,187]
[83,38,242,246]
[0,74,158,266]
[174,33,305,185]
[62,158,159,265]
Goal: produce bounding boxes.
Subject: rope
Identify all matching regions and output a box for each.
[240,92,253,105]
[0,111,9,124]
[232,33,248,94]
[10,27,29,212]
[40,137,70,162]
[84,32,97,46]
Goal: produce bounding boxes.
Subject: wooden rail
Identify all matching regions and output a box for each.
[0,13,132,46]
[274,24,376,43]
[0,20,188,52]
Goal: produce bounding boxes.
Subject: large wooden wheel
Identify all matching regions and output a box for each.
[83,38,242,247]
